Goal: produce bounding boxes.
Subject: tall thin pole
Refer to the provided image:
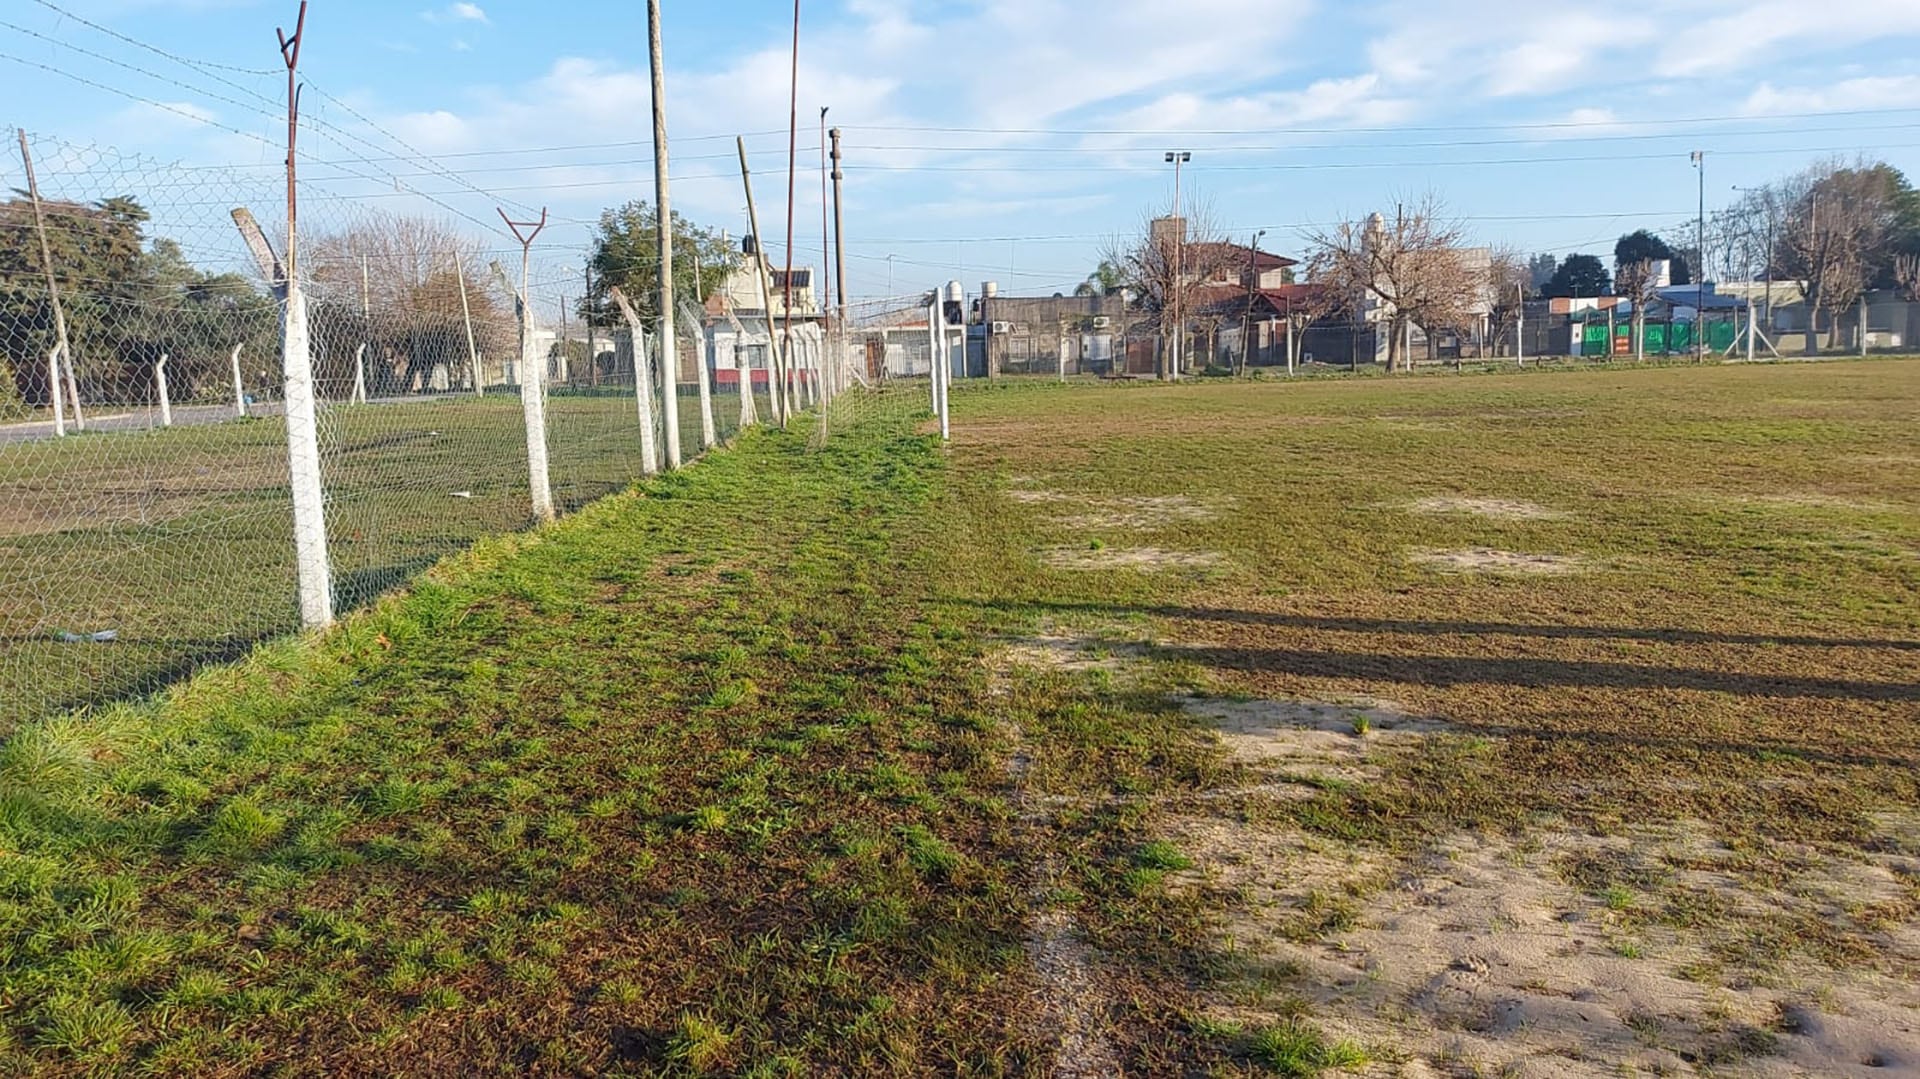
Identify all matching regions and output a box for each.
[354,253,370,403]
[738,137,787,426]
[646,0,681,468]
[1695,156,1709,360]
[781,0,803,416]
[585,264,598,387]
[831,127,848,329]
[455,253,481,394]
[819,107,832,329]
[17,129,82,428]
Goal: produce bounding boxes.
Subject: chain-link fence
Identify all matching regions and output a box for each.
[0,128,859,732]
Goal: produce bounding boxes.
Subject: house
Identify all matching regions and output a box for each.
[977,286,1129,376]
[704,236,826,386]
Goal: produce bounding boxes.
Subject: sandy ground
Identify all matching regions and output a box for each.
[1041,546,1225,572]
[1402,497,1570,522]
[1170,694,1920,1079]
[1405,547,1588,575]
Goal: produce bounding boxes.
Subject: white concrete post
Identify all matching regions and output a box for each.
[517,293,554,522]
[1860,294,1869,357]
[695,321,717,450]
[660,325,682,469]
[1747,296,1757,363]
[610,287,660,476]
[155,353,172,427]
[231,343,248,417]
[282,284,335,628]
[47,348,64,437]
[352,343,368,404]
[1285,318,1295,376]
[927,302,941,415]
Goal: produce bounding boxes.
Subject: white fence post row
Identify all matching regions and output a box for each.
[609,287,661,475]
[155,353,172,427]
[283,283,335,629]
[47,349,64,437]
[231,344,248,418]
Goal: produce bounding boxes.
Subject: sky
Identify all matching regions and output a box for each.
[2,0,1920,306]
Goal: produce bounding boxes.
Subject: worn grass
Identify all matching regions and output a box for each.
[2,358,1915,1075]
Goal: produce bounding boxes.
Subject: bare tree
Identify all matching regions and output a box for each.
[1779,160,1904,353]
[1101,203,1236,378]
[1303,196,1480,372]
[1896,253,1920,302]
[1614,259,1662,361]
[305,215,512,392]
[1274,282,1341,370]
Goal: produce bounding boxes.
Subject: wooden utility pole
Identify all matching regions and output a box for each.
[830,127,848,330]
[585,264,598,387]
[646,0,681,468]
[17,128,82,428]
[738,137,788,426]
[781,0,803,417]
[454,253,481,394]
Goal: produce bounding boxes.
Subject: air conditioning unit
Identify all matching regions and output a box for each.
[1091,316,1111,329]
[991,321,1012,334]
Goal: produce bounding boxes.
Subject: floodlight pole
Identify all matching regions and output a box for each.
[1164,150,1191,380]
[1692,150,1706,362]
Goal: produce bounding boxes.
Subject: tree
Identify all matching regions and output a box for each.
[583,201,736,331]
[1074,259,1125,297]
[1,194,279,406]
[1897,253,1920,303]
[306,215,511,395]
[1303,196,1482,372]
[1778,161,1906,352]
[1542,254,1610,299]
[1273,282,1341,370]
[1615,230,1690,286]
[1614,260,1663,361]
[1100,204,1238,378]
[1527,252,1559,291]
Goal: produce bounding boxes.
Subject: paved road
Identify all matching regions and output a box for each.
[0,394,469,446]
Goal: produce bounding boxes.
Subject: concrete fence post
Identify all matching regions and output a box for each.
[47,348,64,437]
[517,293,554,521]
[610,286,661,476]
[155,353,172,427]
[231,343,248,417]
[352,343,368,404]
[282,283,335,628]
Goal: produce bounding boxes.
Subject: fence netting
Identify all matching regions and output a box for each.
[0,128,863,731]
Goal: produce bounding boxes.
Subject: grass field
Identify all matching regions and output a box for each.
[0,387,760,731]
[0,360,1915,1076]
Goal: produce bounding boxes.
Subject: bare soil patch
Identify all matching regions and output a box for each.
[1166,698,1920,1078]
[1406,547,1588,575]
[1040,546,1223,572]
[1404,496,1570,522]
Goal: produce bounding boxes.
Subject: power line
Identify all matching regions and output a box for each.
[840,105,1920,138]
[27,0,280,75]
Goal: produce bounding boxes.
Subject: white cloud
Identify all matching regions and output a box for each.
[423,3,489,25]
[1742,75,1920,116]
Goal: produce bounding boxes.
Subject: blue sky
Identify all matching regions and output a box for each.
[3,0,1920,303]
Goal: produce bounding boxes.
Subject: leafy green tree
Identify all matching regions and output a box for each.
[1614,230,1690,286]
[1542,254,1611,299]
[1074,259,1126,297]
[583,201,737,328]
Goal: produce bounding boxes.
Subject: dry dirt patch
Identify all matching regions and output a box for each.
[1407,547,1588,576]
[1404,496,1570,522]
[1166,699,1920,1078]
[1040,546,1223,572]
